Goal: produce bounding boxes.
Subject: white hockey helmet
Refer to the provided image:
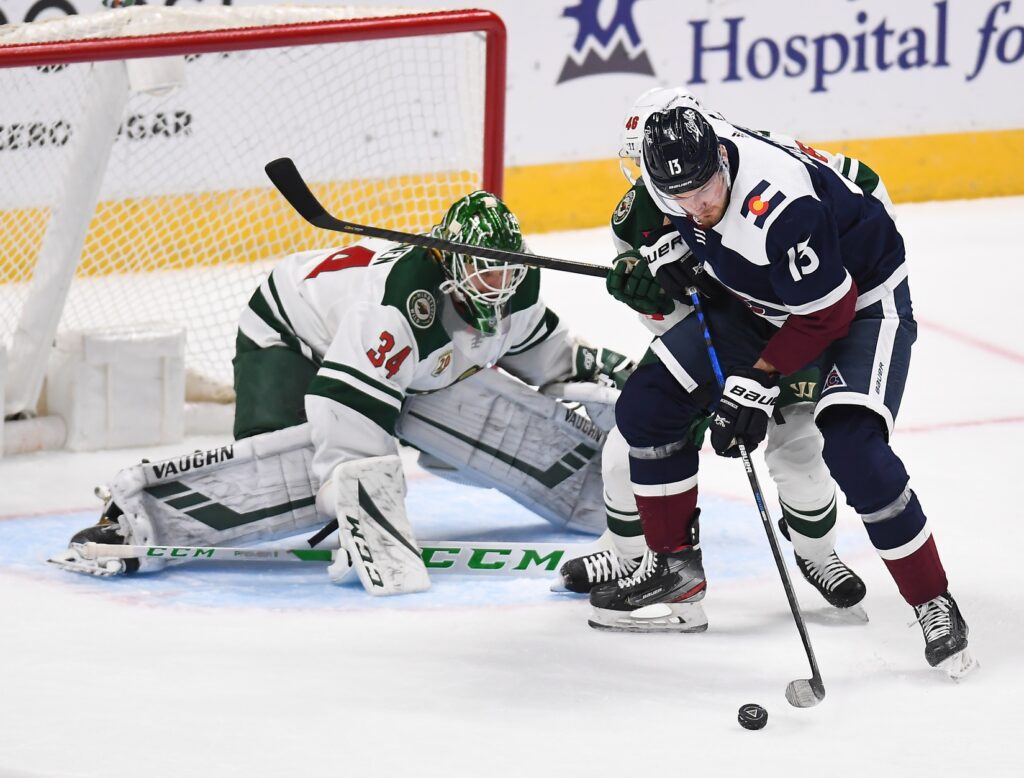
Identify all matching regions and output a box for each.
[619,86,704,184]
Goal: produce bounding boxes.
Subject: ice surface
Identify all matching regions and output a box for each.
[1,197,1021,777]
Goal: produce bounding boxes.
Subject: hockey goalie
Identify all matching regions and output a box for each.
[50,192,634,595]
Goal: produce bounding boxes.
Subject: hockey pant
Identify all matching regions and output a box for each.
[99,370,608,571]
[616,322,840,559]
[603,398,838,561]
[812,279,948,606]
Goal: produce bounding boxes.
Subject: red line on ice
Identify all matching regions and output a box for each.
[900,416,1024,434]
[919,317,1024,365]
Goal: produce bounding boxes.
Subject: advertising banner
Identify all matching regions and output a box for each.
[2,0,1021,227]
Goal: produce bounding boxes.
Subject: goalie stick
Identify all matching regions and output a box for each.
[264,157,609,279]
[687,285,826,709]
[78,539,601,578]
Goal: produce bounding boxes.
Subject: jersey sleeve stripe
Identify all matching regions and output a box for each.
[266,274,296,333]
[786,272,854,315]
[854,264,909,310]
[320,360,404,403]
[650,338,699,392]
[243,285,319,363]
[237,306,284,349]
[306,375,401,435]
[506,309,559,356]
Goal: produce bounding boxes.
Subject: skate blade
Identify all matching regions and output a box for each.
[843,604,869,623]
[809,603,869,625]
[588,602,709,633]
[937,648,978,680]
[549,578,569,593]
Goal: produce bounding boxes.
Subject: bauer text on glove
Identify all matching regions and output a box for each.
[606,250,674,315]
[710,367,780,457]
[637,224,719,303]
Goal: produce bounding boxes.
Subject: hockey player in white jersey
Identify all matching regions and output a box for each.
[52,192,634,596]
[603,101,973,675]
[560,88,867,623]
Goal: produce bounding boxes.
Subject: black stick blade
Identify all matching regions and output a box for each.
[263,156,607,278]
[265,157,329,224]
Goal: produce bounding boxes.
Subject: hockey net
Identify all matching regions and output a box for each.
[0,4,505,417]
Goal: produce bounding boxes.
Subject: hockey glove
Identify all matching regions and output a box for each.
[710,367,780,458]
[606,250,674,316]
[638,224,720,303]
[571,344,637,390]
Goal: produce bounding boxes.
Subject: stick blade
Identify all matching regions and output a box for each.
[785,678,825,708]
[264,157,328,224]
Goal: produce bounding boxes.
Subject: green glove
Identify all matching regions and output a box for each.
[571,345,637,390]
[606,250,674,316]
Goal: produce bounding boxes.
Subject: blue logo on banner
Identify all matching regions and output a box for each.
[558,0,655,83]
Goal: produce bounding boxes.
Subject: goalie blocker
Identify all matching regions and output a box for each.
[50,369,611,591]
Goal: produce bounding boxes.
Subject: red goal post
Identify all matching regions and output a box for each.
[0,5,507,422]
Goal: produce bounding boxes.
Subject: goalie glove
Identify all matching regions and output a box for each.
[637,224,720,303]
[606,250,674,316]
[570,344,636,391]
[710,367,780,458]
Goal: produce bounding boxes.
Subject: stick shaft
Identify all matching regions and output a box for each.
[686,287,824,695]
[264,157,608,278]
[82,539,599,577]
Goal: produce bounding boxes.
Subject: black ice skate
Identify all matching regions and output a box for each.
[778,518,867,613]
[795,551,866,609]
[914,591,977,678]
[588,516,707,633]
[557,548,642,593]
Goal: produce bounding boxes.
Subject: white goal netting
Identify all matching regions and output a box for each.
[0,4,504,415]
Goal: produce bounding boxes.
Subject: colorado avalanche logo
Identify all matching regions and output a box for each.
[558,0,655,83]
[823,366,848,390]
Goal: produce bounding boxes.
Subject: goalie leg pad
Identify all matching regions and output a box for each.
[51,424,323,576]
[331,455,429,596]
[397,369,606,534]
[112,423,321,548]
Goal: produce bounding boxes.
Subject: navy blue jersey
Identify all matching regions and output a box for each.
[642,117,907,373]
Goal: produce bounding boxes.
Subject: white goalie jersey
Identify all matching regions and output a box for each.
[237,238,579,491]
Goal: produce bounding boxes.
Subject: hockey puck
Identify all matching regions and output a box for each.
[737,703,767,730]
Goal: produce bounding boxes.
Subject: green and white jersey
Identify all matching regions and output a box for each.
[609,179,691,336]
[238,238,575,484]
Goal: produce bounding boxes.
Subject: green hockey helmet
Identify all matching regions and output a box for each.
[433,191,528,334]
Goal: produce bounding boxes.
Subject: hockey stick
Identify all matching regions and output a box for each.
[687,286,826,709]
[264,157,608,278]
[80,539,600,578]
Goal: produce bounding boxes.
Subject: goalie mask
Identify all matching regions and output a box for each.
[433,191,528,335]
